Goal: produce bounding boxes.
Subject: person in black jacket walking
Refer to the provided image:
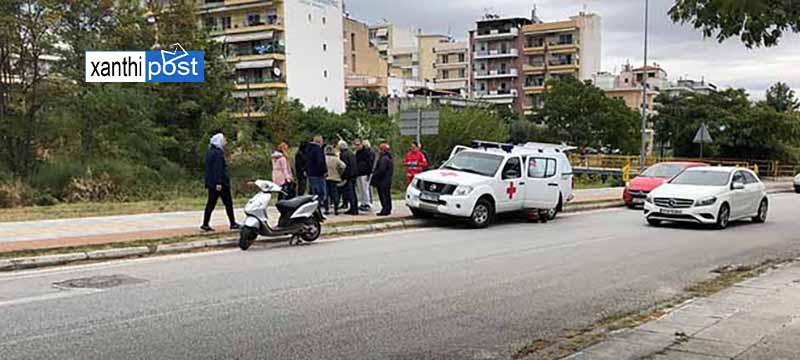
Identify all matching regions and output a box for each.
[338,140,359,215]
[295,142,309,196]
[371,143,394,216]
[201,133,239,231]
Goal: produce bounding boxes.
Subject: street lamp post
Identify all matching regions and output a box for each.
[640,0,650,172]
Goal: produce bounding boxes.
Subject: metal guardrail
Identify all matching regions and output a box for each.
[569,155,799,178]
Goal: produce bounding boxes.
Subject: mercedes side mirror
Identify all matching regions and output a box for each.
[731,181,745,190]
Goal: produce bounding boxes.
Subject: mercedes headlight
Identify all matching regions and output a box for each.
[695,196,717,207]
[645,195,653,204]
[411,178,420,189]
[453,185,474,196]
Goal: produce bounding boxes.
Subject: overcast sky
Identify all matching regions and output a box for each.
[344,0,800,100]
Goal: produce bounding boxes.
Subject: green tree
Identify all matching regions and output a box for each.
[670,0,800,47]
[421,106,509,167]
[346,88,387,115]
[534,77,640,153]
[765,82,799,113]
[0,0,59,179]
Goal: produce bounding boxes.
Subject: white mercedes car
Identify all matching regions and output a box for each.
[644,167,768,229]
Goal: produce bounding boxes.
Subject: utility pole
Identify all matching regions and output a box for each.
[639,0,649,172]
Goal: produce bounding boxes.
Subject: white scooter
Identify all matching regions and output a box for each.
[239,180,325,251]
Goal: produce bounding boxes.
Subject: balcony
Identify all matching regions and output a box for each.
[474,68,518,79]
[474,27,519,40]
[523,63,546,74]
[209,17,284,36]
[434,61,468,69]
[233,78,286,91]
[473,48,518,59]
[474,89,518,103]
[547,61,579,72]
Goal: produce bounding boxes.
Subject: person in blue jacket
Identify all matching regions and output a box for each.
[201,133,240,232]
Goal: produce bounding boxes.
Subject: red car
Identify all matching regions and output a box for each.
[623,162,708,208]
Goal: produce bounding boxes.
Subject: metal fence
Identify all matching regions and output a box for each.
[569,154,800,178]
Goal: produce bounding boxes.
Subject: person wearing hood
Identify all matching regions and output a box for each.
[371,143,394,216]
[202,133,239,232]
[324,145,346,215]
[271,142,294,199]
[338,140,359,216]
[294,142,309,196]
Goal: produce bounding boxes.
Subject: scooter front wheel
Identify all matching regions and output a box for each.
[299,220,321,242]
[239,226,258,250]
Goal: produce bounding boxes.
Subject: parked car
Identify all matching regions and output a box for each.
[406,141,574,228]
[795,173,800,193]
[644,167,768,229]
[623,162,707,208]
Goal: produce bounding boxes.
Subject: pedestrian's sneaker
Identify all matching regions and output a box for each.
[230,223,241,231]
[201,225,215,232]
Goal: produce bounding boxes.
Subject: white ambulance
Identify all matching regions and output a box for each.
[405,141,575,228]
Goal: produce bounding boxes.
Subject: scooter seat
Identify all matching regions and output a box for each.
[276,195,316,214]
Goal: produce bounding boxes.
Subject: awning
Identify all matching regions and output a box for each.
[375,29,388,37]
[235,59,274,69]
[225,31,274,43]
[525,27,577,35]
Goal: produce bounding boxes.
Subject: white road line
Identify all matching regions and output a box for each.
[0,288,101,308]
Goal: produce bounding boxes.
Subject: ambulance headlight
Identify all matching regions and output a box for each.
[453,185,474,196]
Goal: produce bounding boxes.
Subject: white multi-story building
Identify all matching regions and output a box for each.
[196,0,345,116]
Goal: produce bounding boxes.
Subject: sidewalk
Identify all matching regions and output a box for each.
[569,261,800,359]
[0,188,624,253]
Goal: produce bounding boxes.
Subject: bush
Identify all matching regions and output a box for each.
[63,173,118,203]
[31,161,83,196]
[0,180,37,208]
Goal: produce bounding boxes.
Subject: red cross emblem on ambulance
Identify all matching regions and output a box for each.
[506,182,517,199]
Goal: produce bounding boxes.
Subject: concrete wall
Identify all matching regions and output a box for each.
[284,0,345,113]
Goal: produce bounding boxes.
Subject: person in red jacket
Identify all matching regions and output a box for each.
[403,142,428,185]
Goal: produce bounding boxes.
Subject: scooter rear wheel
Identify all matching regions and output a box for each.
[300,220,321,242]
[239,226,258,250]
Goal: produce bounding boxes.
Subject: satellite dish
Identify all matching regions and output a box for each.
[273,67,282,78]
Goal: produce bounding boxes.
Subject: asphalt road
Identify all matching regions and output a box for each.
[1,193,799,360]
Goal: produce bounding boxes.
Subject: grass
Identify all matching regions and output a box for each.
[0,197,250,223]
[513,258,793,360]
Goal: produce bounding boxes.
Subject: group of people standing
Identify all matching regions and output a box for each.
[288,135,394,217]
[201,132,427,232]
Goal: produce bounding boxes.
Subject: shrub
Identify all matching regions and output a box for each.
[0,180,37,208]
[63,173,117,203]
[31,161,83,196]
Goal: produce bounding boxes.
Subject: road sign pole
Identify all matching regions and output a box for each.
[639,0,650,172]
[419,109,423,145]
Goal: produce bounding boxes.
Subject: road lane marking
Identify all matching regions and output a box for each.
[0,288,101,308]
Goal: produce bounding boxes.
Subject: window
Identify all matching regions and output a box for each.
[351,54,356,71]
[732,171,746,184]
[323,43,327,52]
[458,69,465,78]
[350,33,356,51]
[528,158,557,178]
[323,70,328,78]
[441,55,449,64]
[222,17,231,29]
[247,13,261,26]
[502,157,522,179]
[307,14,312,22]
[458,53,465,62]
[442,70,449,79]
[558,34,573,45]
[743,171,759,184]
[322,16,326,25]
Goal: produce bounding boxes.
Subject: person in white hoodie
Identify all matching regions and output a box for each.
[271,142,294,199]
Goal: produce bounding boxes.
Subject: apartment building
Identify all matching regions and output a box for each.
[469,16,531,112]
[343,16,389,95]
[432,41,470,95]
[197,0,345,116]
[369,24,420,80]
[417,34,449,84]
[593,63,667,114]
[520,13,601,112]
